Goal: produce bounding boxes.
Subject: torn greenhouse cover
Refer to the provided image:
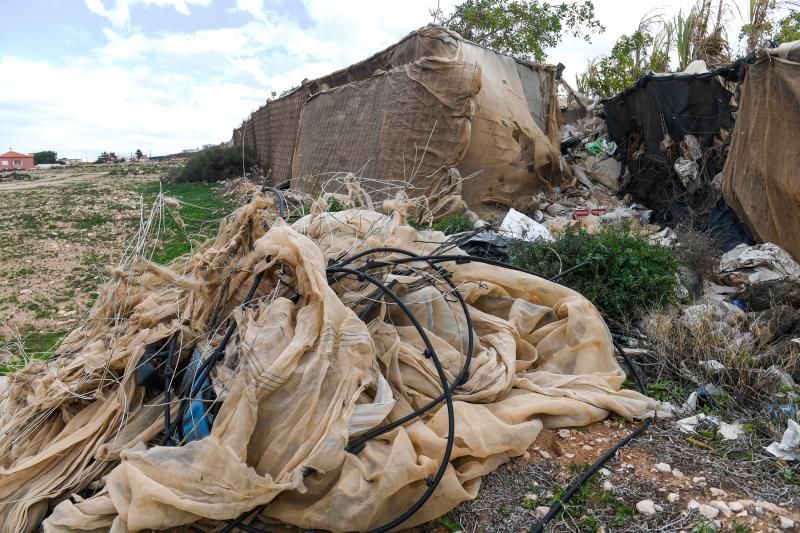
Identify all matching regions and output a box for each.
[0,193,655,532]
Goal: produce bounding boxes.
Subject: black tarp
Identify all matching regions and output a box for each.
[603,72,735,160]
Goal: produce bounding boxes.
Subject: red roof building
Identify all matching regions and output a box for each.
[0,150,34,170]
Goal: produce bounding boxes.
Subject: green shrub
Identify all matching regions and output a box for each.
[433,213,474,235]
[407,213,474,235]
[508,222,679,322]
[171,145,257,183]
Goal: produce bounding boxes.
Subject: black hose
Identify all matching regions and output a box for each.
[163,332,178,436]
[336,252,589,284]
[330,248,474,454]
[529,329,653,532]
[530,417,653,533]
[261,186,287,219]
[326,267,456,533]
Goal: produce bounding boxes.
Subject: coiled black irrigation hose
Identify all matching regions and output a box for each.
[156,241,646,533]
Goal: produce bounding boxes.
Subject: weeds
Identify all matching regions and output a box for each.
[170,145,257,183]
[509,221,679,322]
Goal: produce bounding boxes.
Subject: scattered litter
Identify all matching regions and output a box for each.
[766,419,800,461]
[674,157,700,193]
[499,208,553,241]
[719,243,800,286]
[718,421,745,440]
[585,137,617,156]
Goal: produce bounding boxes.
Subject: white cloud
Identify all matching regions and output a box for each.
[85,0,212,27]
[1,0,762,159]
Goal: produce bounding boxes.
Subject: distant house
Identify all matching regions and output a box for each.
[0,150,34,170]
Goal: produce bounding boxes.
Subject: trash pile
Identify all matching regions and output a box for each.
[0,192,654,532]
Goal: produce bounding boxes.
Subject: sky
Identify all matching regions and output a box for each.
[0,0,756,161]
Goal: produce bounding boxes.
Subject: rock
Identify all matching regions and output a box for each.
[711,519,723,531]
[780,516,795,529]
[655,462,671,473]
[729,502,744,513]
[756,500,784,515]
[636,500,658,516]
[736,511,748,518]
[710,488,727,498]
[557,429,571,439]
[699,504,720,519]
[599,468,611,477]
[582,444,592,450]
[668,493,680,503]
[688,500,701,511]
[709,500,732,517]
[692,476,706,484]
[564,453,575,459]
[738,499,756,509]
[655,504,664,512]
[602,480,614,491]
[672,469,685,479]
[535,506,550,518]
[522,451,531,460]
[539,450,552,460]
[523,493,537,502]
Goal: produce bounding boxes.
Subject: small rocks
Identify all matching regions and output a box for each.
[671,468,685,479]
[698,504,720,519]
[780,516,795,529]
[709,500,731,517]
[563,453,575,459]
[654,462,671,473]
[538,450,552,460]
[636,499,658,516]
[582,444,592,450]
[692,476,706,484]
[729,501,744,513]
[687,500,701,511]
[709,487,727,498]
[602,480,614,491]
[599,468,611,477]
[667,493,680,503]
[535,506,550,518]
[557,429,571,439]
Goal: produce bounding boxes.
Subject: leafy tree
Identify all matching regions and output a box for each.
[135,149,143,161]
[33,151,57,165]
[431,0,604,61]
[775,10,800,42]
[578,30,658,98]
[95,151,109,164]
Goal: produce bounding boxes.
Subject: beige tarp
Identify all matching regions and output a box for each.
[722,41,800,261]
[233,25,567,213]
[1,196,653,533]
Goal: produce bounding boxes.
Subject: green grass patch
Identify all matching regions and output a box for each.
[135,180,233,264]
[0,330,65,375]
[74,214,112,230]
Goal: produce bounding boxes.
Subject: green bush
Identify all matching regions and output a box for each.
[508,222,679,321]
[171,145,257,183]
[407,213,474,235]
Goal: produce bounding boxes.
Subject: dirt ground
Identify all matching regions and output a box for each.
[0,165,161,344]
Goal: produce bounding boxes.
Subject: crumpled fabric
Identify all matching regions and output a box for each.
[1,196,655,533]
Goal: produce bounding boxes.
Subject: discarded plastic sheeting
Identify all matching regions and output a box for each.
[718,243,800,286]
[499,208,553,241]
[0,195,654,533]
[722,40,800,262]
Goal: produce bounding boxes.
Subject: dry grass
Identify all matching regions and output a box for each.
[642,303,800,404]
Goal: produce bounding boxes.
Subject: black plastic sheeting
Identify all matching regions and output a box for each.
[603,74,735,161]
[599,60,752,236]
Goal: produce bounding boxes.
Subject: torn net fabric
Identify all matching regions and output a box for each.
[0,196,655,533]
